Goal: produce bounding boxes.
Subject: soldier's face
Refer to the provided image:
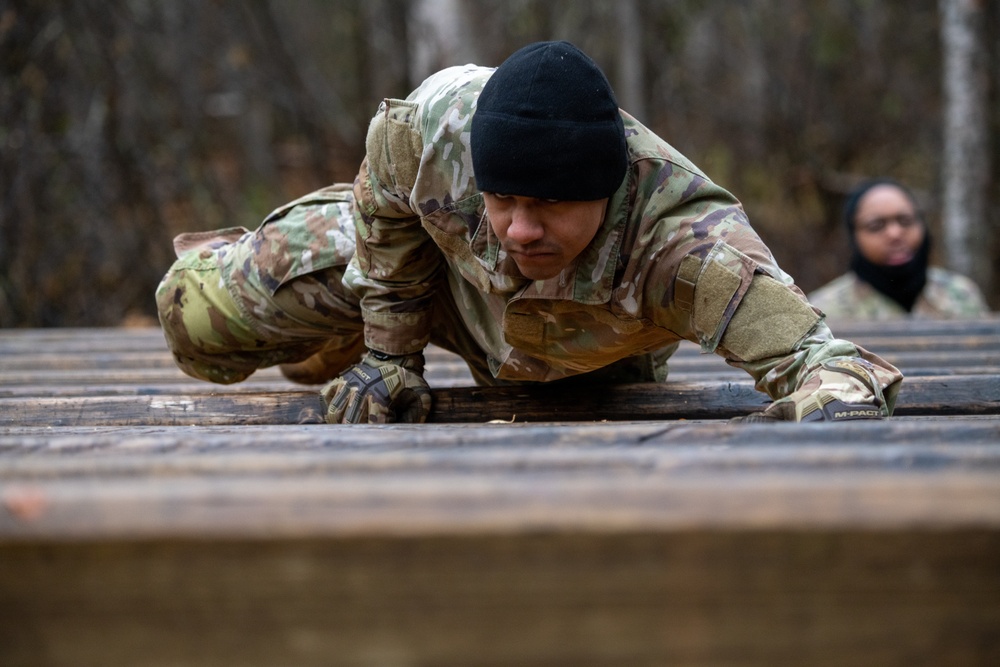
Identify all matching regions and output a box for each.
[483,193,607,280]
[852,185,925,266]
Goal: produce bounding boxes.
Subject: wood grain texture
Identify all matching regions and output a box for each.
[2,374,997,426]
[2,531,999,667]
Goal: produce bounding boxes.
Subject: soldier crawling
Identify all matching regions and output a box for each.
[156,41,903,424]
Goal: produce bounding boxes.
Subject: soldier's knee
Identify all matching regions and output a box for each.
[154,259,258,384]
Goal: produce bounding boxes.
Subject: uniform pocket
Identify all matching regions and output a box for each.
[252,186,358,295]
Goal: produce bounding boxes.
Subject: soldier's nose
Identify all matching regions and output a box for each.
[507,208,545,244]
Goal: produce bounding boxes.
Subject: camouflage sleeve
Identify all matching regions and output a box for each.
[640,183,802,354]
[709,256,903,419]
[721,322,904,420]
[622,127,903,419]
[346,101,445,356]
[633,174,902,418]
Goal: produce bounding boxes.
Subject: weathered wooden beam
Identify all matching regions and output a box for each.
[3,420,999,479]
[825,317,1000,337]
[430,375,1000,421]
[2,531,998,667]
[1,375,997,426]
[1,419,999,540]
[3,415,998,450]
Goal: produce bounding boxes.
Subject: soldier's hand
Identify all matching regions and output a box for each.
[730,357,890,423]
[321,351,432,424]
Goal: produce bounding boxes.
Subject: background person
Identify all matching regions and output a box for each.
[809,179,989,320]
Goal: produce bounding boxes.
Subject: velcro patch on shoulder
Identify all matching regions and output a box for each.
[720,273,821,361]
[365,99,422,192]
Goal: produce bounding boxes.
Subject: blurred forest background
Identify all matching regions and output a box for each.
[1,0,998,328]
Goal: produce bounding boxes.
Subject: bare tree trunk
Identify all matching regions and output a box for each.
[939,0,991,288]
[407,0,480,84]
[361,0,413,98]
[615,0,648,123]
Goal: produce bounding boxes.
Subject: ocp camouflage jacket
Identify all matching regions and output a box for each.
[347,64,902,410]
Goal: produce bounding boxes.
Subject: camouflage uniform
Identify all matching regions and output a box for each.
[809,268,990,322]
[157,64,904,419]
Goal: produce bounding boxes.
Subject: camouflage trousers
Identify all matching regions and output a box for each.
[156,185,668,387]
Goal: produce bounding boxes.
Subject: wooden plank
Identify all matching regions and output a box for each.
[4,364,998,399]
[4,414,999,449]
[2,531,998,667]
[430,375,1000,421]
[1,419,999,541]
[4,336,999,389]
[2,375,997,426]
[824,316,1000,337]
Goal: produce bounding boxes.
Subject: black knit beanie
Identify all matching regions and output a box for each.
[843,178,930,312]
[471,41,628,201]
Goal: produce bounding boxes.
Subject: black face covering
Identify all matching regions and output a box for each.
[850,232,930,312]
[843,178,930,313]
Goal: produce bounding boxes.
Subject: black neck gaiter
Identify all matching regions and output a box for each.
[850,232,930,313]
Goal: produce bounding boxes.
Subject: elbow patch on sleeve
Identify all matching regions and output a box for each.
[365,99,423,197]
[720,273,821,362]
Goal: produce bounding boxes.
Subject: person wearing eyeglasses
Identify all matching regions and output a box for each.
[809,179,989,321]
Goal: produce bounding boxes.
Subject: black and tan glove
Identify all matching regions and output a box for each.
[731,357,892,423]
[321,351,432,424]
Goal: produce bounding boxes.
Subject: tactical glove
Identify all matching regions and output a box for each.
[321,351,432,424]
[731,357,890,423]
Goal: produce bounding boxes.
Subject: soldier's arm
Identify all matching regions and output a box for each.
[347,101,444,357]
[643,190,903,421]
[718,304,903,422]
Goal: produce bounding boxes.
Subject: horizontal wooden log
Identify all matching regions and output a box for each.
[2,375,997,426]
[2,531,998,667]
[4,364,997,399]
[824,316,1000,337]
[432,375,1000,421]
[1,467,998,537]
[1,420,999,540]
[4,414,999,449]
[3,420,999,481]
